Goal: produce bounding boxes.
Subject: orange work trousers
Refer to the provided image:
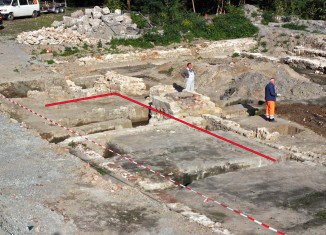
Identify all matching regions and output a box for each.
[265,101,275,119]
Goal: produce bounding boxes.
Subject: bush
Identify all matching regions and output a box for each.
[107,6,258,49]
[46,60,55,65]
[260,41,267,47]
[282,23,307,31]
[261,11,275,25]
[131,13,148,29]
[61,47,80,56]
[232,52,240,57]
[251,11,258,18]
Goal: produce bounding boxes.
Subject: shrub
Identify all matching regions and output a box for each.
[260,41,267,48]
[282,23,307,31]
[261,11,275,25]
[61,47,80,56]
[46,60,55,65]
[131,13,148,29]
[232,52,240,57]
[107,7,258,49]
[261,48,268,53]
[251,11,258,18]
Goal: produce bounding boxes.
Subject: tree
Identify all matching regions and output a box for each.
[191,0,196,13]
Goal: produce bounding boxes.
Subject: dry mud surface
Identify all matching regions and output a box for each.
[278,103,326,136]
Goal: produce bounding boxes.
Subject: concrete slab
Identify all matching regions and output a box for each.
[104,124,286,184]
[170,162,326,235]
[232,115,305,135]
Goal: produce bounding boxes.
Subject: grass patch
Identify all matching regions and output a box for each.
[232,52,240,57]
[260,41,267,48]
[261,48,268,53]
[282,23,307,31]
[130,13,148,29]
[46,59,55,65]
[0,8,78,36]
[289,191,325,210]
[61,47,80,56]
[261,11,275,25]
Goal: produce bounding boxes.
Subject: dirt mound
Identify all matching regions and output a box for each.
[222,67,324,103]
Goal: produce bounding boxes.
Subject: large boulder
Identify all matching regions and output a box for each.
[63,16,77,27]
[102,7,110,15]
[85,8,92,18]
[92,6,102,19]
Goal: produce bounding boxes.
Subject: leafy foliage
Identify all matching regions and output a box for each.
[130,13,148,29]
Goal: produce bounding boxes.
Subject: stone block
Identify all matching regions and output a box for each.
[102,7,110,15]
[85,8,92,17]
[71,10,84,18]
[63,16,77,27]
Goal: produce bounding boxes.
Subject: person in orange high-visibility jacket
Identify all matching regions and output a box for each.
[265,78,281,122]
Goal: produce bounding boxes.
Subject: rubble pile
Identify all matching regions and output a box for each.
[17,6,141,45]
[17,27,99,45]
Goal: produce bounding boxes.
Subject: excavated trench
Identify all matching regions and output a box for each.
[0,63,324,194]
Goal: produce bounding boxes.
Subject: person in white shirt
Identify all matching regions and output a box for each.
[181,63,195,91]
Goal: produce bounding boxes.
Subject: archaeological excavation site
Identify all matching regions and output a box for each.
[0,2,325,235]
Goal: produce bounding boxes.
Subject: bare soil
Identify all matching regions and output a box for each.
[278,103,326,136]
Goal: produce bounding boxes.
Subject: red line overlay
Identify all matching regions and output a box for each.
[45,92,277,162]
[0,93,286,234]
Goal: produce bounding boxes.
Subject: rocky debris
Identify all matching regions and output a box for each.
[244,4,326,34]
[290,18,326,34]
[17,6,141,46]
[282,56,326,72]
[151,91,220,119]
[255,127,280,140]
[167,203,232,235]
[16,27,99,45]
[65,76,109,98]
[203,114,255,138]
[102,38,255,63]
[203,115,281,140]
[294,46,326,59]
[240,52,280,62]
[105,71,147,96]
[243,4,262,22]
[58,71,147,97]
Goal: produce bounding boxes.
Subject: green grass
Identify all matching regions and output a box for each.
[61,47,80,56]
[46,59,55,64]
[0,8,79,36]
[232,52,240,57]
[282,23,307,31]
